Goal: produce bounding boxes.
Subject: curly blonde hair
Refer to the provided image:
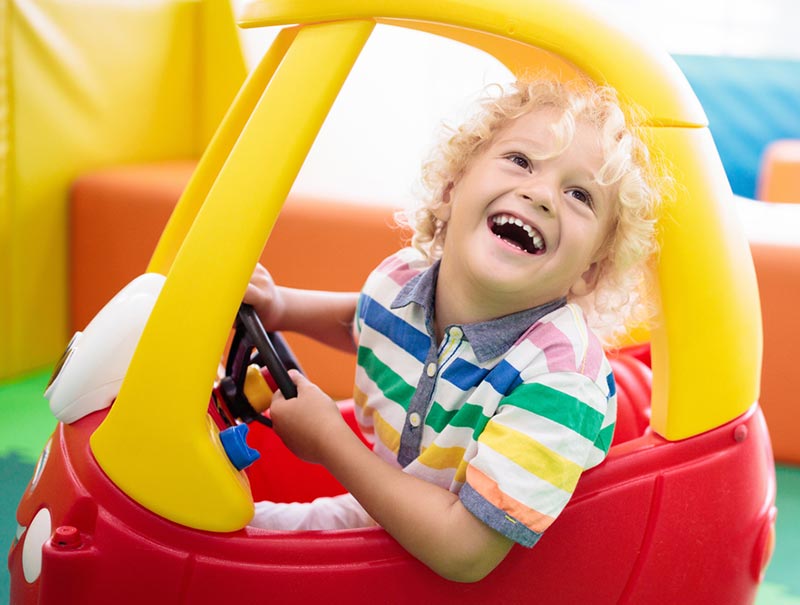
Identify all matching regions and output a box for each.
[401,76,670,345]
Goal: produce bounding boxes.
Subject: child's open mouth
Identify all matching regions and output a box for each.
[489,213,545,254]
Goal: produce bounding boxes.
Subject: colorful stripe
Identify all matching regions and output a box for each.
[359,295,429,363]
[479,421,584,492]
[466,466,556,533]
[500,382,605,442]
[357,347,416,411]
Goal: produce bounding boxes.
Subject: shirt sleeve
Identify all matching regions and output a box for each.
[460,370,615,547]
[353,293,364,343]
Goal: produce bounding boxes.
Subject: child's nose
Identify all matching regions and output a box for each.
[518,180,556,215]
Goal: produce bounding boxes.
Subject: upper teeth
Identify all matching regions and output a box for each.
[492,214,544,251]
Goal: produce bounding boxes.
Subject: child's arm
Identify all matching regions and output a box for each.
[270,370,514,582]
[244,263,358,353]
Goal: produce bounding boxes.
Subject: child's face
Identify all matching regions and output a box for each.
[436,107,617,317]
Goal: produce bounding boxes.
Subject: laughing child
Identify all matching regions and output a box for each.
[244,76,666,582]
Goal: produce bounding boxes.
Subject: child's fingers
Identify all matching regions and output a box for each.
[286,369,305,384]
[286,370,319,395]
[272,370,303,404]
[242,283,260,304]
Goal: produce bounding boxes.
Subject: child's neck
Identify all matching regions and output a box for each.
[433,259,510,343]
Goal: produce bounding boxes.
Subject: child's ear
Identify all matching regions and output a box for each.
[570,262,601,297]
[433,182,455,222]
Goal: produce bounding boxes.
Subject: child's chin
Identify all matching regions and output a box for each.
[487,243,540,266]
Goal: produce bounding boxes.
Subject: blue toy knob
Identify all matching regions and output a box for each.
[219,424,261,470]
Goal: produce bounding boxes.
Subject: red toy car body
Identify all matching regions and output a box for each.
[9,351,776,604]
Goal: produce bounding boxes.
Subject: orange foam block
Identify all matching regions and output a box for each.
[758,139,800,203]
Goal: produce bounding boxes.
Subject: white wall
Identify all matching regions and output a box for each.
[593,0,800,58]
[238,23,512,208]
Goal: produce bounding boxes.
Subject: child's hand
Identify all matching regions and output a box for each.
[242,270,358,353]
[269,370,347,465]
[243,263,286,331]
[269,374,513,583]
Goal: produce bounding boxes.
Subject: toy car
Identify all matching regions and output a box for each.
[8,1,776,603]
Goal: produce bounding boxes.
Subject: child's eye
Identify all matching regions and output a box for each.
[506,154,530,171]
[568,188,593,207]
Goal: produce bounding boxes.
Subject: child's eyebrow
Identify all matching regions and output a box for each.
[571,166,603,184]
[494,136,555,156]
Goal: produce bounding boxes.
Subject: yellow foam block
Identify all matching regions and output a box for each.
[0,0,245,380]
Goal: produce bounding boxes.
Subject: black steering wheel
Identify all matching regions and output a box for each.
[215,304,301,427]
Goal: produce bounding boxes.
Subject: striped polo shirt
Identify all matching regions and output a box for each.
[353,248,616,547]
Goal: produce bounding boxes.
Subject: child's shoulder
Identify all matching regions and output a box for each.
[517,303,609,380]
[536,302,594,337]
[369,247,430,289]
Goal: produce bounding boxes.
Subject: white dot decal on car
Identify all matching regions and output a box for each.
[22,508,52,583]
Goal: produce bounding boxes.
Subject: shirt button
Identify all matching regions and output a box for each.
[426,363,437,377]
[449,326,463,340]
[409,412,422,427]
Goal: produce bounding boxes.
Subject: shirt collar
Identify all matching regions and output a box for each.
[391,260,567,363]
